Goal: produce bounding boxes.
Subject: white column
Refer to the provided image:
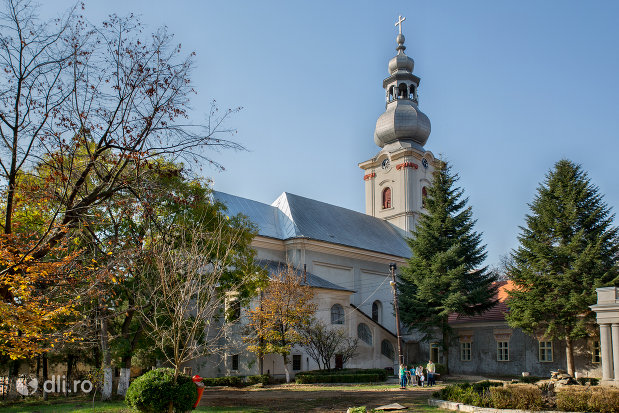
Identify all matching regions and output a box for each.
[612,324,619,386]
[600,323,613,383]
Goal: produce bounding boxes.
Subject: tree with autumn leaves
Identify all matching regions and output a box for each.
[0,0,259,399]
[245,265,316,383]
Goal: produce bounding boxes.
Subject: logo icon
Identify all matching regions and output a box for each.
[16,377,38,396]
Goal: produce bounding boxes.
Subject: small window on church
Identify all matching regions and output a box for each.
[331,304,344,325]
[382,187,391,209]
[372,300,382,323]
[422,186,428,208]
[410,84,416,100]
[388,86,394,102]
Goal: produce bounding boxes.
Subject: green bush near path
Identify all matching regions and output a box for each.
[294,368,388,384]
[295,373,384,384]
[435,381,619,412]
[125,368,197,413]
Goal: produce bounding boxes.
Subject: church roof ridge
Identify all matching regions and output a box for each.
[214,190,411,258]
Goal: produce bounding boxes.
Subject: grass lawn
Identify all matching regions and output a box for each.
[0,400,263,413]
[0,384,450,412]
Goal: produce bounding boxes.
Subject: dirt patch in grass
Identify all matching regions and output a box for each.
[199,384,446,412]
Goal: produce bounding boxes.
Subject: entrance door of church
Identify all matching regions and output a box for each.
[335,354,343,369]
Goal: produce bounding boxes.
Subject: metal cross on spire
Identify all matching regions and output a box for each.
[395,15,406,35]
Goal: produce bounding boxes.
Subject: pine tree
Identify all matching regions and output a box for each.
[399,162,497,372]
[506,159,619,375]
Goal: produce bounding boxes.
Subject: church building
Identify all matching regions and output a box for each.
[193,20,603,381]
[195,21,438,378]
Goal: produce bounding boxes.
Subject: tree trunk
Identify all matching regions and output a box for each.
[442,325,450,374]
[7,360,19,399]
[42,353,48,400]
[100,316,113,401]
[565,337,575,376]
[116,356,131,396]
[66,354,75,397]
[282,355,290,383]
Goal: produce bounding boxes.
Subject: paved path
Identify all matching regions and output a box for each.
[199,384,445,412]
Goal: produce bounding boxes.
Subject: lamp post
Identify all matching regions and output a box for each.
[389,263,404,366]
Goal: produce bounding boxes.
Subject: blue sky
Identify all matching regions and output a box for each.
[42,1,619,268]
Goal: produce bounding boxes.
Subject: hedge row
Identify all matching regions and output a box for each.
[434,381,503,407]
[201,374,270,387]
[435,382,619,412]
[295,373,384,384]
[556,386,619,413]
[295,369,388,380]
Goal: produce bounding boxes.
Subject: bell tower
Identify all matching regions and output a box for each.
[359,17,439,233]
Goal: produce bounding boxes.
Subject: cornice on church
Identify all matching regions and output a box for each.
[358,147,438,170]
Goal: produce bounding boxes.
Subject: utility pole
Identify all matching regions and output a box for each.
[389,263,404,366]
[259,289,264,375]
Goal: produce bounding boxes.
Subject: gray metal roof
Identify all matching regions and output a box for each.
[257,260,354,293]
[213,191,411,258]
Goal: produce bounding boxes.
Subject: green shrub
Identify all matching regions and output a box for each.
[202,376,243,387]
[556,387,590,412]
[589,387,619,413]
[576,377,599,386]
[519,375,544,384]
[557,386,619,413]
[246,374,270,385]
[295,373,383,384]
[489,384,542,410]
[471,380,503,393]
[434,363,447,376]
[433,383,491,407]
[295,368,387,380]
[125,368,197,413]
[347,407,366,413]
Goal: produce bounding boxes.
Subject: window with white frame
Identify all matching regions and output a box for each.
[539,341,553,362]
[592,341,601,363]
[430,342,444,364]
[497,341,509,361]
[460,342,471,361]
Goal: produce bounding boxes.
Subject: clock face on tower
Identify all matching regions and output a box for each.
[381,158,391,171]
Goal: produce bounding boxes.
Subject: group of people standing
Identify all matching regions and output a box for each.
[398,360,436,389]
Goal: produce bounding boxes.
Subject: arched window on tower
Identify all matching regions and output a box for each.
[422,186,428,208]
[410,84,416,100]
[372,300,382,323]
[398,83,407,99]
[388,86,394,102]
[382,187,392,209]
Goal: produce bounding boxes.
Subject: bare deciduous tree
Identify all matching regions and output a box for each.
[302,318,359,370]
[136,217,260,382]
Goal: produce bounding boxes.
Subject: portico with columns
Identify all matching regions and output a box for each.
[591,286,619,386]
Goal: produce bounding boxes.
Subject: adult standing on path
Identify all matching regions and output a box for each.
[415,365,423,386]
[426,360,436,386]
[399,364,407,389]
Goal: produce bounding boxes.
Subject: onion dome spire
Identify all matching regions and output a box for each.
[374,16,431,149]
